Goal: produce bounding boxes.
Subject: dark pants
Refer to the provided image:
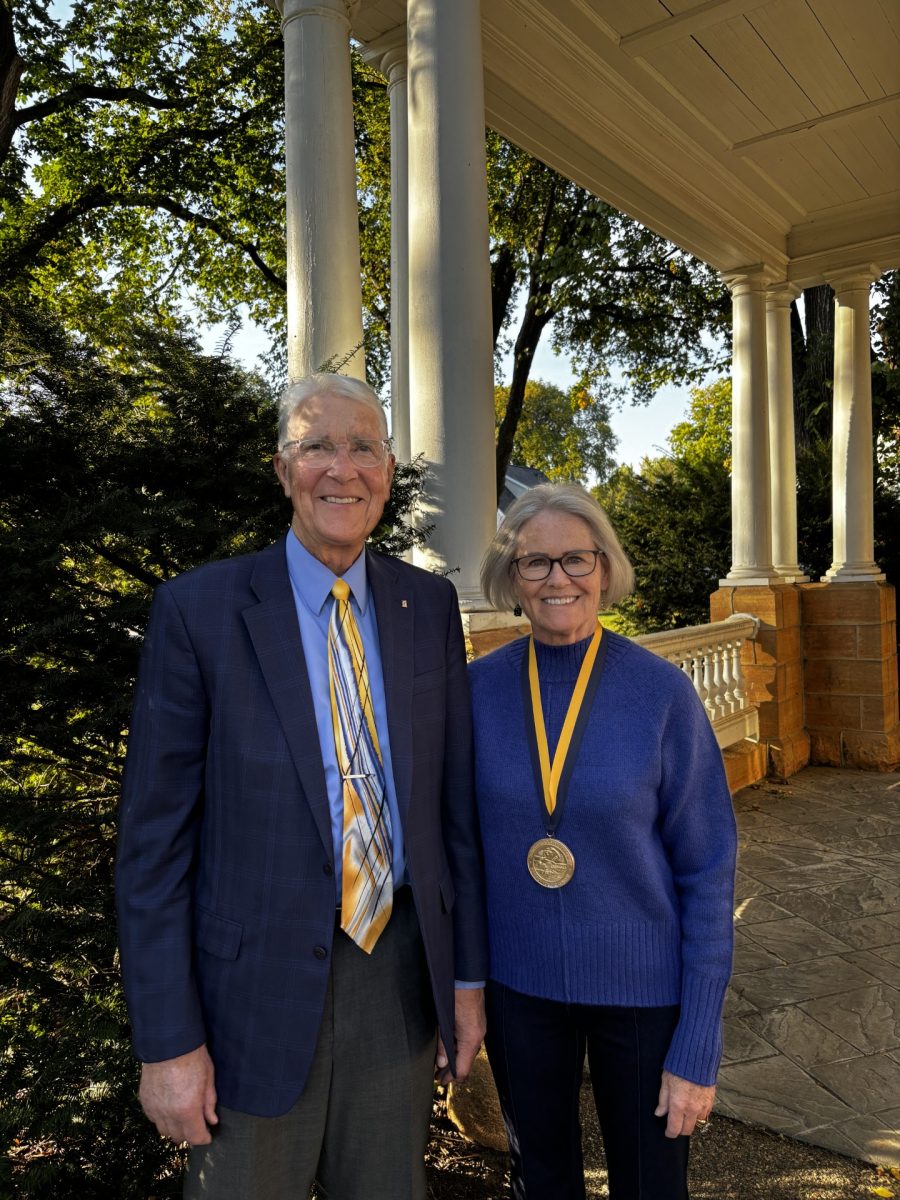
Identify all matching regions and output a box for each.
[185,888,437,1200]
[486,981,690,1200]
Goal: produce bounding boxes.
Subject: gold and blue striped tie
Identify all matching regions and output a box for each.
[328,579,393,953]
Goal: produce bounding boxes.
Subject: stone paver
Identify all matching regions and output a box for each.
[721,767,900,1166]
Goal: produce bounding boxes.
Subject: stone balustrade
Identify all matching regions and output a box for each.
[635,614,761,749]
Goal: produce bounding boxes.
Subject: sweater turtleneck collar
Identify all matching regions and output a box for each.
[532,631,595,683]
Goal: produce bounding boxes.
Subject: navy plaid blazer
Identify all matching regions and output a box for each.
[116,537,488,1117]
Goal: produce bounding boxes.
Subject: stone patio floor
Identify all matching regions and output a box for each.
[719,765,900,1167]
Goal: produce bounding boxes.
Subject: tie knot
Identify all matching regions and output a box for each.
[331,579,350,603]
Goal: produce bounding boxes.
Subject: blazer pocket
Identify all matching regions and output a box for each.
[439,870,456,915]
[195,906,243,961]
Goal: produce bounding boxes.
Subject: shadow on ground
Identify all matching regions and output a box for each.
[425,1087,900,1199]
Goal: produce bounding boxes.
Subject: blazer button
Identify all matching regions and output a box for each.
[323,862,334,876]
[314,945,328,960]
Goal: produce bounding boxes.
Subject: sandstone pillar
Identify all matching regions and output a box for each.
[710,584,810,779]
[800,582,900,770]
[798,268,898,770]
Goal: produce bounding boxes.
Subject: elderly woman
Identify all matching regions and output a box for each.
[469,483,736,1200]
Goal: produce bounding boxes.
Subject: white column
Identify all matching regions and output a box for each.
[823,267,885,582]
[720,269,777,584]
[362,31,410,461]
[281,0,364,381]
[406,0,495,607]
[766,283,807,581]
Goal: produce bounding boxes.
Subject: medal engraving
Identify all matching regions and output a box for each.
[527,837,575,888]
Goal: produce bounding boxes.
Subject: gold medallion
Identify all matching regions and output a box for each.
[527,837,575,888]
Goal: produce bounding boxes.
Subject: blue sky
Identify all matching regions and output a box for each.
[214,311,700,472]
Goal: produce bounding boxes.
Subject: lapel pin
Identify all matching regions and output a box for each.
[401,600,408,608]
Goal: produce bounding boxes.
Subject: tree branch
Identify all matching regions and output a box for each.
[84,542,165,590]
[120,192,286,290]
[495,284,555,497]
[0,187,286,291]
[13,84,193,132]
[0,0,24,168]
[491,243,518,348]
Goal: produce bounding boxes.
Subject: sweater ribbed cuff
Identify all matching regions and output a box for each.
[662,971,728,1086]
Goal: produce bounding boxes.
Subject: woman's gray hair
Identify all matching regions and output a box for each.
[277,373,388,448]
[481,482,634,612]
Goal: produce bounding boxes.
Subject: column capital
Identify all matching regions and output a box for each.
[280,0,356,32]
[719,264,780,294]
[360,26,407,85]
[826,264,882,295]
[766,281,802,309]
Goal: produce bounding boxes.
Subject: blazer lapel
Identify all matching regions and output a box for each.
[242,538,333,859]
[367,549,414,823]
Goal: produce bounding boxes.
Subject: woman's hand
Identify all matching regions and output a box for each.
[654,1069,715,1138]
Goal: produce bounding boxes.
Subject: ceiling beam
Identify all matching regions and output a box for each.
[619,0,773,57]
[732,92,900,151]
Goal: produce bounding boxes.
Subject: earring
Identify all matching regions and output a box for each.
[513,604,522,617]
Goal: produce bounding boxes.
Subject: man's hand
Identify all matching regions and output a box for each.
[435,987,486,1085]
[654,1069,715,1138]
[139,1044,218,1145]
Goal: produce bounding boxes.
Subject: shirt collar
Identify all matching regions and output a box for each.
[285,530,369,616]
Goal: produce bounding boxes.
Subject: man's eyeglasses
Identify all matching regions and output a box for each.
[280,437,392,469]
[512,550,604,581]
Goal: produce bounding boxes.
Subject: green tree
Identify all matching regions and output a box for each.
[667,378,732,471]
[1,0,287,363]
[494,378,617,485]
[486,138,731,497]
[0,294,424,1196]
[3,2,731,464]
[872,270,900,500]
[594,378,733,634]
[601,280,900,637]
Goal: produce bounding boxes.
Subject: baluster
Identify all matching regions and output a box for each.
[696,652,710,705]
[720,640,736,714]
[711,642,726,720]
[731,638,746,711]
[699,644,715,717]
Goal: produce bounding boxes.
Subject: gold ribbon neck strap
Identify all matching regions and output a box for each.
[527,621,603,819]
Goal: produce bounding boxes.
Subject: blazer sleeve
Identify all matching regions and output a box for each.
[439,587,489,983]
[115,582,209,1063]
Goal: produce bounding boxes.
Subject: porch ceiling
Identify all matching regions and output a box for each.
[353,0,900,286]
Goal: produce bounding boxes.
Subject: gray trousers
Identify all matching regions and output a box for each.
[184,889,437,1200]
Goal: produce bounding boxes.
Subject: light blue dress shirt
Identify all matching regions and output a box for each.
[284,533,406,897]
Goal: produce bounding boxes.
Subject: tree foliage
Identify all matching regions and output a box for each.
[3,0,732,475]
[486,137,731,495]
[597,381,733,634]
[601,276,900,638]
[2,0,287,365]
[0,293,424,1196]
[494,378,617,485]
[667,378,732,472]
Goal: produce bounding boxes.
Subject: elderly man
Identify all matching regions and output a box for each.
[116,373,487,1200]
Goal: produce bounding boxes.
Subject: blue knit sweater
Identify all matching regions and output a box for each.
[468,630,737,1086]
